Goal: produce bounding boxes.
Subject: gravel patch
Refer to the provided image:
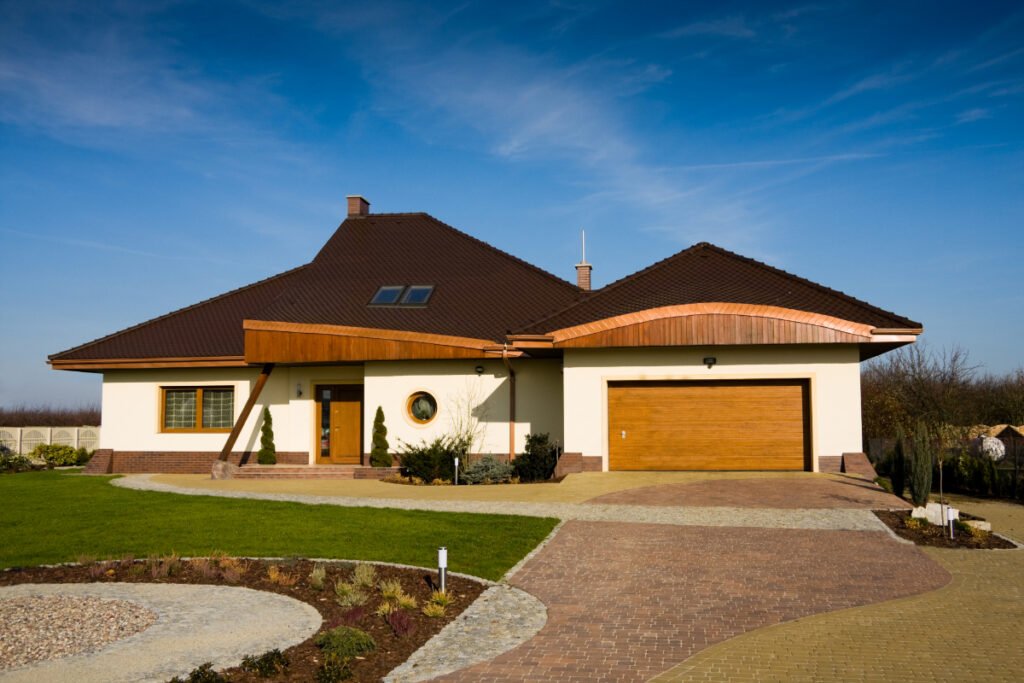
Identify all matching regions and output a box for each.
[115,475,888,531]
[0,583,321,683]
[0,595,156,670]
[385,584,546,683]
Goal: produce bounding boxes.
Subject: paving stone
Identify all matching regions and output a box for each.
[652,546,1024,683]
[432,521,949,683]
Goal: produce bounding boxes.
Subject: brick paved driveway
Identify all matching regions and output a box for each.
[585,476,910,509]
[436,521,948,683]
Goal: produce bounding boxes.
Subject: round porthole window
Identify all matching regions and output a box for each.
[407,392,438,424]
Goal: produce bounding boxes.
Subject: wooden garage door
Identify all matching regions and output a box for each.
[608,380,809,471]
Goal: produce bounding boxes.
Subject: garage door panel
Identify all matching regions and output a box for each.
[608,381,809,471]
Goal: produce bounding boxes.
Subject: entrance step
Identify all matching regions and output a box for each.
[234,465,401,480]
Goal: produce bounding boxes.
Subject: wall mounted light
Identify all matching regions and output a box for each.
[296,382,303,398]
[703,357,717,369]
[474,365,485,375]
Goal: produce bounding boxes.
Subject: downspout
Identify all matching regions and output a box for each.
[218,363,275,462]
[502,344,516,459]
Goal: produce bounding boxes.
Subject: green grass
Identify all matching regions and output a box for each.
[0,470,557,581]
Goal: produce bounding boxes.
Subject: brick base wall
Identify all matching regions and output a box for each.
[102,450,308,474]
[554,452,603,478]
[818,455,842,474]
[841,452,878,480]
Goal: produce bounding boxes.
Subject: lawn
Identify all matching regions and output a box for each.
[0,470,558,581]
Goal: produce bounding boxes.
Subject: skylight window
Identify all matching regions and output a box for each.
[370,286,405,305]
[369,285,435,307]
[401,286,434,305]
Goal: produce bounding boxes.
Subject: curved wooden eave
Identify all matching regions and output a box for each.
[542,303,921,349]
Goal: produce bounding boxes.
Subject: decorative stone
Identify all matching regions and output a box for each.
[963,519,992,532]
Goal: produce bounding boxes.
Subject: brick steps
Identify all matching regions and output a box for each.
[234,465,401,480]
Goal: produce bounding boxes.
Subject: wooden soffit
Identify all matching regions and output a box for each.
[49,356,248,372]
[243,320,517,363]
[542,303,922,349]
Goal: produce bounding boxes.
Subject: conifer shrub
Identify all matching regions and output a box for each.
[257,406,276,465]
[908,421,934,508]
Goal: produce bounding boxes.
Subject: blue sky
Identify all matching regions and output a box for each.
[1,0,1022,407]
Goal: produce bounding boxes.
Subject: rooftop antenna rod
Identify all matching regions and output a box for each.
[581,229,587,263]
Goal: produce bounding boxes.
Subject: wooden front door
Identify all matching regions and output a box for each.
[316,385,363,465]
[608,380,810,471]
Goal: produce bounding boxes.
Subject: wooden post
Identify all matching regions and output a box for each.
[219,363,275,462]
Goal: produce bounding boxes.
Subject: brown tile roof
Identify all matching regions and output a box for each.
[49,265,308,361]
[50,215,922,364]
[253,213,582,342]
[518,242,921,333]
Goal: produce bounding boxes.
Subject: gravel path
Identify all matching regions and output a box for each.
[0,583,321,683]
[385,584,547,682]
[0,595,155,670]
[114,475,889,531]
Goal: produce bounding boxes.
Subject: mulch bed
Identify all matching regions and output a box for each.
[0,558,486,681]
[873,510,1017,549]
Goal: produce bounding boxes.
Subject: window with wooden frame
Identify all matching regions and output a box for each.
[161,387,234,432]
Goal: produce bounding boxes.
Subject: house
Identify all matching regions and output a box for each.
[50,196,922,476]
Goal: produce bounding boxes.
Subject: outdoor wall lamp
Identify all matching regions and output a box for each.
[703,357,717,369]
[296,383,303,398]
[474,365,485,375]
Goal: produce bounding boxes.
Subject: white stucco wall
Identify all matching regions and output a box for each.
[100,360,564,460]
[562,345,864,471]
[363,359,563,455]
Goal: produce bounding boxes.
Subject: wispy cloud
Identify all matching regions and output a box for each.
[956,108,992,124]
[0,227,234,264]
[966,46,1024,73]
[661,16,755,39]
[824,69,914,105]
[673,152,880,171]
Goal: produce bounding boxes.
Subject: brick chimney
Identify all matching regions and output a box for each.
[575,261,592,291]
[574,228,592,290]
[347,195,370,217]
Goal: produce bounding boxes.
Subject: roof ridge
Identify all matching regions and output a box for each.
[49,264,308,360]
[513,243,709,333]
[697,243,920,328]
[398,213,582,295]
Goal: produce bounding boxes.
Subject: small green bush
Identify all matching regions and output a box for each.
[399,436,467,482]
[462,456,514,484]
[370,406,392,467]
[240,649,289,677]
[257,407,276,465]
[30,444,79,467]
[514,433,558,482]
[1,446,33,473]
[169,662,227,683]
[316,653,352,683]
[314,625,376,659]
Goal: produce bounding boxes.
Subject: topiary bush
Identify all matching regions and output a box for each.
[514,433,558,482]
[30,444,79,467]
[74,447,94,465]
[257,406,276,465]
[399,436,467,482]
[462,456,514,484]
[370,406,392,467]
[314,625,376,659]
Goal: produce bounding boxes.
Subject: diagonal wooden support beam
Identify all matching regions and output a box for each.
[219,363,274,462]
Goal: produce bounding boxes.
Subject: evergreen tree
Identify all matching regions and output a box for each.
[370,406,391,467]
[257,406,277,465]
